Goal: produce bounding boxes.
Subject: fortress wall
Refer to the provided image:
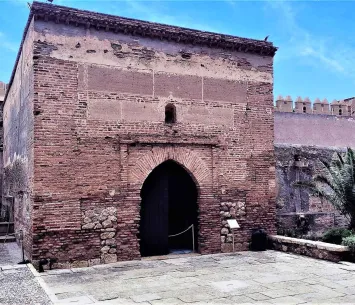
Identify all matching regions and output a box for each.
[274,112,354,236]
[275,112,355,148]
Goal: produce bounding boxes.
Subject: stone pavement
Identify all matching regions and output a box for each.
[0,242,52,304]
[37,250,355,304]
[0,241,22,266]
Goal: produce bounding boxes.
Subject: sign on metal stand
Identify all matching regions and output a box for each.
[227,219,240,252]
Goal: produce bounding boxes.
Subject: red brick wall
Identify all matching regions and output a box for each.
[21,19,276,266]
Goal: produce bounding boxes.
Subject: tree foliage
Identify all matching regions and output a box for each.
[322,228,352,245]
[294,148,355,229]
[342,235,355,251]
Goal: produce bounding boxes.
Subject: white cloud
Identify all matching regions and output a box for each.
[301,47,345,73]
[267,0,355,80]
[0,32,18,53]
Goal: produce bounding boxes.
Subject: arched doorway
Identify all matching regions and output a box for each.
[139,160,198,257]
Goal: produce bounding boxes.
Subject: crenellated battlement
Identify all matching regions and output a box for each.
[275,95,355,116]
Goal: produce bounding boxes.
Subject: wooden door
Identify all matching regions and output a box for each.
[140,165,169,256]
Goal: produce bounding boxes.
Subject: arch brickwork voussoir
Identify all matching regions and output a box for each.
[129,146,211,189]
[127,145,220,257]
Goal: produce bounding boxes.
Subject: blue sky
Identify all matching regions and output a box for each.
[0,0,354,101]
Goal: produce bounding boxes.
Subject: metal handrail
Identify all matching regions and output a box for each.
[168,224,195,252]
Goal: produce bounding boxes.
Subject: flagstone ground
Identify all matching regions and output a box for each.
[1,245,355,305]
[36,250,355,305]
[0,243,51,305]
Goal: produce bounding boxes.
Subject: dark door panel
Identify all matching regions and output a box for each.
[140,161,198,256]
[140,165,169,256]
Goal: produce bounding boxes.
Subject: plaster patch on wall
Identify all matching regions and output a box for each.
[87,100,121,121]
[87,65,153,95]
[182,105,233,127]
[121,100,160,122]
[33,29,273,84]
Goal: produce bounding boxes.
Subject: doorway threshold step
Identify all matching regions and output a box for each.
[0,236,16,243]
[142,252,200,261]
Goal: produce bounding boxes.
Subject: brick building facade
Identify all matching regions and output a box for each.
[3,2,277,267]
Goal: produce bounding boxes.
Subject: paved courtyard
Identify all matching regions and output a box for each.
[0,243,51,305]
[37,250,355,305]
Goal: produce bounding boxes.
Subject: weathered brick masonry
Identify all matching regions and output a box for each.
[0,82,6,210]
[274,112,355,236]
[0,82,6,219]
[4,2,277,266]
[2,17,34,255]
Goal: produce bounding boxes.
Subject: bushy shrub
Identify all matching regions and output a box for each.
[305,232,323,241]
[322,228,352,245]
[342,235,355,251]
[293,148,355,229]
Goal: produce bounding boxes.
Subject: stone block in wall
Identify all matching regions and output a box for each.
[203,78,247,103]
[121,100,160,122]
[88,259,101,266]
[102,253,117,264]
[71,260,89,268]
[81,206,119,264]
[181,104,233,127]
[219,200,248,250]
[82,206,117,230]
[87,100,121,121]
[88,66,153,96]
[154,72,202,100]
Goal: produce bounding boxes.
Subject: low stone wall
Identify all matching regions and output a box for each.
[268,235,349,262]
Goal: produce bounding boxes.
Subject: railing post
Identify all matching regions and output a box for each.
[192,224,195,252]
[168,224,196,253]
[232,229,235,252]
[20,230,25,262]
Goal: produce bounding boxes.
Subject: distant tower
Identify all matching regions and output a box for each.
[331,99,350,116]
[313,98,330,114]
[295,97,311,114]
[275,95,293,112]
[346,97,355,115]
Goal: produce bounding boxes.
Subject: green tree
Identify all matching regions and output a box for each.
[294,148,355,229]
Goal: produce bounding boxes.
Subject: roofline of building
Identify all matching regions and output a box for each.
[4,1,278,104]
[32,1,277,55]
